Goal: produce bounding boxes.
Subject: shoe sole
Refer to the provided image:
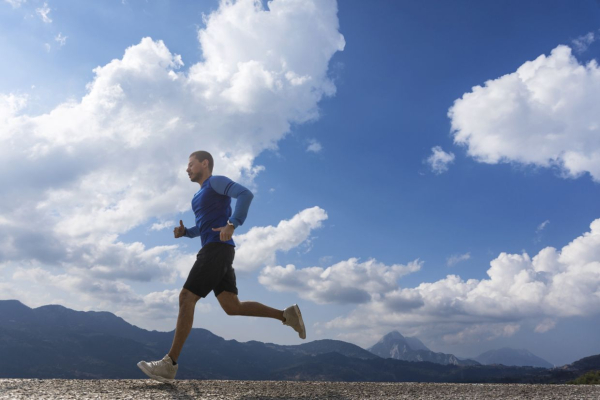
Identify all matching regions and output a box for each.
[293,304,306,340]
[137,362,175,384]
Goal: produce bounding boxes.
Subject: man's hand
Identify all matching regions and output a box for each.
[174,220,186,239]
[212,224,234,241]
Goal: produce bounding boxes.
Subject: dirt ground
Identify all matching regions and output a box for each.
[1,379,600,399]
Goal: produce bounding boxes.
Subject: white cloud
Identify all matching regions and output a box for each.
[233,206,328,272]
[449,45,600,182]
[443,323,521,344]
[0,93,27,121]
[534,318,557,333]
[12,266,138,307]
[572,31,597,53]
[150,220,174,231]
[55,32,67,46]
[446,252,470,267]
[303,218,600,346]
[534,220,550,244]
[44,43,51,52]
[4,0,26,8]
[426,146,455,174]
[168,207,328,279]
[2,205,325,329]
[36,2,51,23]
[306,138,323,153]
[9,267,210,329]
[0,0,344,329]
[536,220,550,233]
[259,258,422,304]
[0,282,18,299]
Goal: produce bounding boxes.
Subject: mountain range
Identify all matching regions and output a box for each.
[365,330,555,369]
[368,331,480,366]
[0,300,597,383]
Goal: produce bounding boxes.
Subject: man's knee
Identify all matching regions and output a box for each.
[223,303,241,316]
[218,292,241,316]
[179,288,200,306]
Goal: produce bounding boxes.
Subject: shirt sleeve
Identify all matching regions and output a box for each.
[184,225,200,238]
[209,175,254,228]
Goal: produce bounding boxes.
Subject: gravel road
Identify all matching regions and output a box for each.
[1,379,599,399]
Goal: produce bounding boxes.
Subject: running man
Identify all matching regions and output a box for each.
[137,150,306,383]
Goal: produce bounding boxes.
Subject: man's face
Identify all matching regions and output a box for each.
[187,157,205,182]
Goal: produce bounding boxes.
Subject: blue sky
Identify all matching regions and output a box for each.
[1,0,600,366]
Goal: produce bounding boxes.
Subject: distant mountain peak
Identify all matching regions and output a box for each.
[368,330,478,366]
[0,299,33,321]
[0,299,30,309]
[475,347,553,368]
[383,330,405,340]
[35,304,70,311]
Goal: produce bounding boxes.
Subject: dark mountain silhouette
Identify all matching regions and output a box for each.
[475,348,553,368]
[274,339,380,360]
[368,331,479,366]
[0,300,598,383]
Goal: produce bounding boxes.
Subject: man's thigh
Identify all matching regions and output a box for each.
[183,243,233,298]
[213,261,238,298]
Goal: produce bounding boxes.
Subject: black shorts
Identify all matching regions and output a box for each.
[183,242,238,298]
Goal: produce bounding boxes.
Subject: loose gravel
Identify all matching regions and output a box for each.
[1,379,599,399]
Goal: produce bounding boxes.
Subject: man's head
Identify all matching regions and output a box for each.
[187,151,213,183]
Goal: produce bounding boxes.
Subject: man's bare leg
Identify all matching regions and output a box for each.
[217,291,284,321]
[168,288,201,363]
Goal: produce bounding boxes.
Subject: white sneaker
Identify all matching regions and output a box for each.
[283,304,306,339]
[137,354,178,383]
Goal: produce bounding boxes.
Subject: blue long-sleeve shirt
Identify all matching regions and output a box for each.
[183,175,254,247]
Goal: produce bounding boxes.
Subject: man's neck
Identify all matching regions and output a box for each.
[198,173,212,187]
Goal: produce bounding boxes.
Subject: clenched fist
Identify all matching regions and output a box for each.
[174,220,186,238]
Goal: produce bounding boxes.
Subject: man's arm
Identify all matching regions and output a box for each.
[209,176,254,228]
[183,225,200,238]
[174,219,197,239]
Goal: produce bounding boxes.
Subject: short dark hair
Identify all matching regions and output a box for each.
[189,151,214,173]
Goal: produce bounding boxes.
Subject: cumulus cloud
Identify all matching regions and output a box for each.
[36,2,51,23]
[234,206,328,272]
[0,93,27,121]
[426,146,455,174]
[0,0,344,320]
[446,252,470,267]
[13,266,137,306]
[10,266,210,329]
[314,218,600,346]
[449,45,600,182]
[0,204,329,324]
[259,257,422,304]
